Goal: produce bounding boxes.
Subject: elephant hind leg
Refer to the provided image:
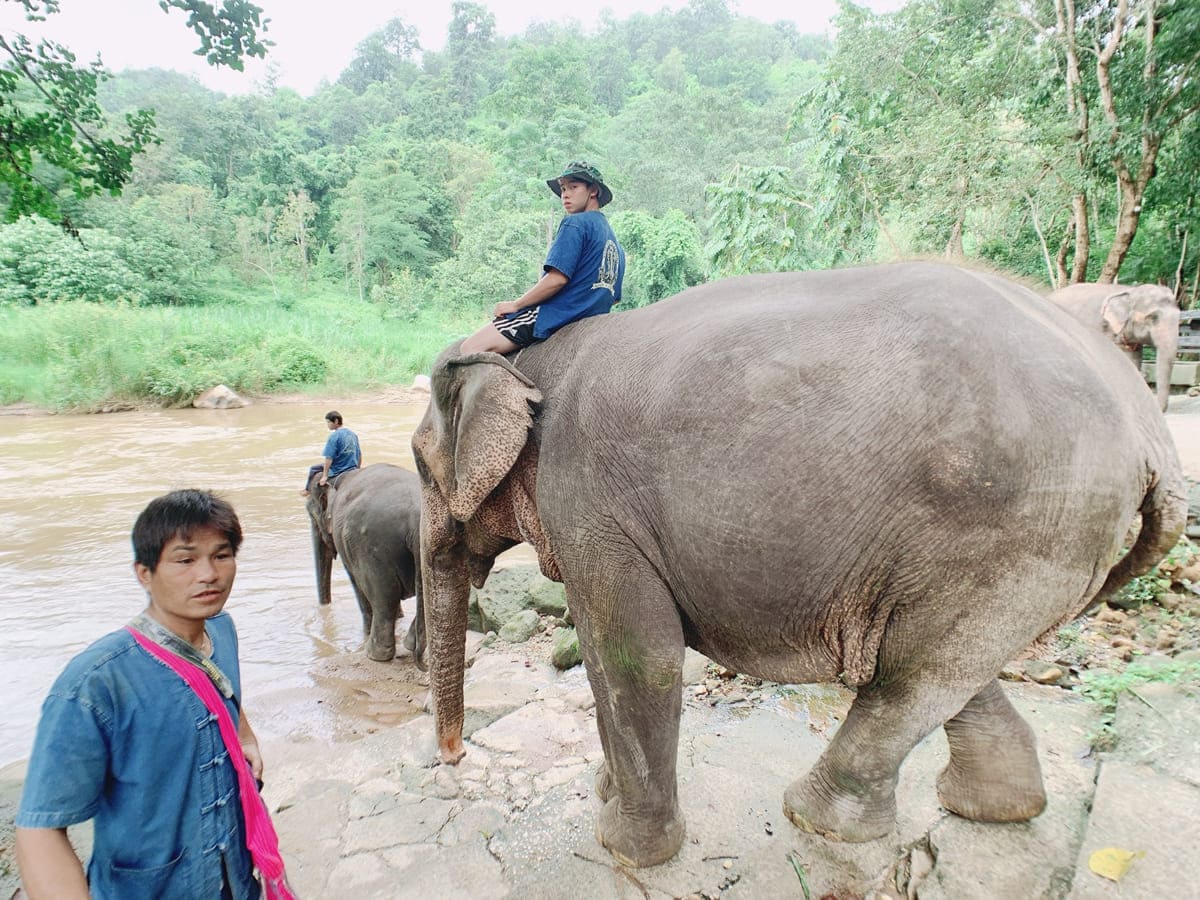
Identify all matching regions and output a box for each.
[937,679,1045,822]
[783,675,984,842]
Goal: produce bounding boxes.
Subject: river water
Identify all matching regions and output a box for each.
[0,397,536,767]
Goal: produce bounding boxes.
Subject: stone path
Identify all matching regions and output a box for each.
[2,612,1197,900]
[249,644,1198,899]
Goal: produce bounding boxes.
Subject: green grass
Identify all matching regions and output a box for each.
[1077,658,1200,750]
[1078,659,1200,710]
[0,283,479,411]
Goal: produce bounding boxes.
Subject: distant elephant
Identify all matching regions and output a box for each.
[305,463,424,663]
[1047,282,1180,411]
[413,262,1185,868]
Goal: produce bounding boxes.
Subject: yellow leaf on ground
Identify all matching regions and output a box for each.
[1089,847,1143,882]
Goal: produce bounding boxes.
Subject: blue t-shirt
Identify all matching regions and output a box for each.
[322,426,361,477]
[17,612,260,900]
[529,210,625,339]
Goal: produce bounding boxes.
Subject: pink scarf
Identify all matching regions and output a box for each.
[127,627,297,900]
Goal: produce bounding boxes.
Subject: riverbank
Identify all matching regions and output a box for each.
[0,383,432,417]
[0,293,469,413]
[2,395,1199,898]
[4,621,1196,899]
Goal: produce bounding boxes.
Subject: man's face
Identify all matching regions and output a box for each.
[326,418,338,430]
[558,177,596,214]
[135,525,237,635]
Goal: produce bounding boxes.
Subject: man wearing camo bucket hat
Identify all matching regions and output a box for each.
[461,160,626,354]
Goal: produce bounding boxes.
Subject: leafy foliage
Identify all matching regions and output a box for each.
[609,209,701,306]
[3,0,1199,411]
[0,0,268,226]
[0,215,141,303]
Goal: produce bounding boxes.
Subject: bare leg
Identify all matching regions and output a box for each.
[461,323,520,355]
[937,679,1045,821]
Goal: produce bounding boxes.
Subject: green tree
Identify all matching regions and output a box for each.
[331,159,443,294]
[1024,0,1200,282]
[338,17,420,95]
[443,1,499,113]
[797,0,1033,266]
[609,208,702,305]
[0,0,269,227]
[427,199,544,311]
[704,165,813,275]
[0,215,142,303]
[276,189,316,287]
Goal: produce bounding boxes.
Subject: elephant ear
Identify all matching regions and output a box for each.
[425,351,542,522]
[1099,290,1134,337]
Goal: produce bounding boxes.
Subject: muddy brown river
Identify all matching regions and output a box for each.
[0,398,535,766]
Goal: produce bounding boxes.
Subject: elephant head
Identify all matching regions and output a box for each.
[1099,284,1180,412]
[411,349,546,764]
[304,470,337,606]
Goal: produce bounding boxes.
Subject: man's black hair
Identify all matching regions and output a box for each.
[325,411,342,425]
[132,489,243,572]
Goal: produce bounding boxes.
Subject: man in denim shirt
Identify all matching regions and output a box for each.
[16,490,264,899]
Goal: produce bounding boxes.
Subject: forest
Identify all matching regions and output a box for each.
[0,0,1197,410]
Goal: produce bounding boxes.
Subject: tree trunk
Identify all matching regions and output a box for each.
[1099,139,1163,283]
[944,208,965,258]
[1055,0,1092,283]
[1070,193,1090,283]
[1055,213,1073,287]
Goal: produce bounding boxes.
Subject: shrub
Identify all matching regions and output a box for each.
[262,335,327,386]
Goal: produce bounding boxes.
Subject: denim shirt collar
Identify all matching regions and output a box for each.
[129,613,234,699]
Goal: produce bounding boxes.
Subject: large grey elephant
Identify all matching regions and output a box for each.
[413,262,1185,868]
[305,463,424,662]
[1047,281,1180,411]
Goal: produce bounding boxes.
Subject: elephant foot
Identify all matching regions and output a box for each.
[936,763,1045,823]
[365,642,396,662]
[938,680,1046,822]
[594,764,614,802]
[783,767,897,843]
[595,797,685,868]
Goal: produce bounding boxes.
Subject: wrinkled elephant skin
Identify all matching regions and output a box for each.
[414,262,1186,867]
[305,464,423,662]
[1048,281,1180,412]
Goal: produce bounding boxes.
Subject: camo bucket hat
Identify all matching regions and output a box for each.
[547,160,613,208]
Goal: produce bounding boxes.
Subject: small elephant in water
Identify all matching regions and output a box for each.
[1047,281,1180,411]
[414,262,1185,868]
[305,463,423,662]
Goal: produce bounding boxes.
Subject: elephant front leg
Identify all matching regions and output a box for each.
[573,572,687,868]
[936,679,1045,822]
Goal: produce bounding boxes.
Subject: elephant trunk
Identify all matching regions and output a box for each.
[424,545,471,764]
[1154,329,1178,413]
[311,524,333,606]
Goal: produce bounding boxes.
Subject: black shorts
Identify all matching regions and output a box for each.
[493,305,542,348]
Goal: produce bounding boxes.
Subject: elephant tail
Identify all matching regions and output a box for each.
[1090,457,1188,610]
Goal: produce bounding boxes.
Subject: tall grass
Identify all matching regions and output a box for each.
[0,286,477,411]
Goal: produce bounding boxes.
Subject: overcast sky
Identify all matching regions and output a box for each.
[0,0,906,97]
